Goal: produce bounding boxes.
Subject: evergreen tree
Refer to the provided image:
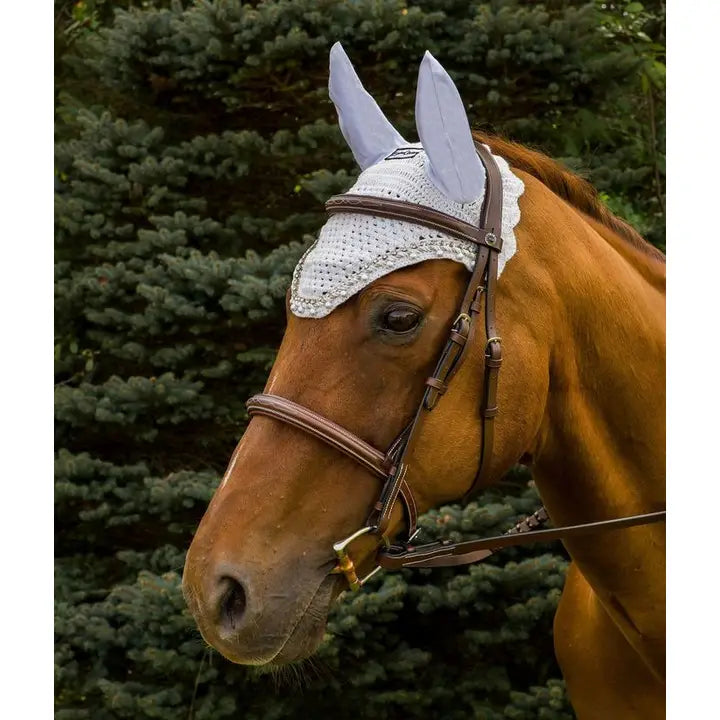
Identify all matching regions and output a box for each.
[55,1,664,718]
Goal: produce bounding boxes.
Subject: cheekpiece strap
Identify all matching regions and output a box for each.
[350,142,505,541]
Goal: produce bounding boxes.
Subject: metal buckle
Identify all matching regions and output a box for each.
[453,312,471,328]
[330,526,389,592]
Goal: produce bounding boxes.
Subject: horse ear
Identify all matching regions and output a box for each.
[329,42,407,170]
[415,51,485,204]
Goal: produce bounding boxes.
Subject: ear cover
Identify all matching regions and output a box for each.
[329,42,407,170]
[415,51,485,204]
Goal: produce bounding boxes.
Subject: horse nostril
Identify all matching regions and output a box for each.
[219,576,247,632]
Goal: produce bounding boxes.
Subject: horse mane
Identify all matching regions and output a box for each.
[473,131,666,265]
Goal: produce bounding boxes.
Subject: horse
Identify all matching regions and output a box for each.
[183,45,665,719]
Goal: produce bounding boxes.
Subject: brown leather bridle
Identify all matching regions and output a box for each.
[246,143,666,591]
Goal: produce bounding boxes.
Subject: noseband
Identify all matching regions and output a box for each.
[246,143,666,591]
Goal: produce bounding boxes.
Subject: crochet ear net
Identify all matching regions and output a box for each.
[328,42,407,170]
[292,46,525,319]
[415,51,486,204]
[328,44,485,205]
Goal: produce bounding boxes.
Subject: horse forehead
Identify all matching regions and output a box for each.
[359,259,467,303]
[289,146,525,320]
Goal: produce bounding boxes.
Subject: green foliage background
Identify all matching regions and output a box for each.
[55,1,665,718]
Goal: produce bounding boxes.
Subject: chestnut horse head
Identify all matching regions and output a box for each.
[183,44,665,708]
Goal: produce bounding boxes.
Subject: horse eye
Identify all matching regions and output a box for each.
[382,305,422,333]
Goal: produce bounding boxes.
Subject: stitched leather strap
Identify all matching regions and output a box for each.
[462,143,504,500]
[246,394,418,535]
[247,394,391,477]
[326,194,503,251]
[421,143,504,501]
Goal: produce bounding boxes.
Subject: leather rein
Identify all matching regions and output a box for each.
[246,143,666,591]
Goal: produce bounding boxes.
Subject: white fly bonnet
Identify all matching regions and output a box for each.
[290,44,525,319]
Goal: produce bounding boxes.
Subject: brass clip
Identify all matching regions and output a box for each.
[330,526,387,592]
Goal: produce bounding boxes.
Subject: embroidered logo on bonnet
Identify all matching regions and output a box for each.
[384,147,423,161]
[290,43,525,319]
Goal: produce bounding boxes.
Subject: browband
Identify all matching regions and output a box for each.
[326,194,503,251]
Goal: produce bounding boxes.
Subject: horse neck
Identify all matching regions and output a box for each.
[533,213,666,527]
[520,185,665,654]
